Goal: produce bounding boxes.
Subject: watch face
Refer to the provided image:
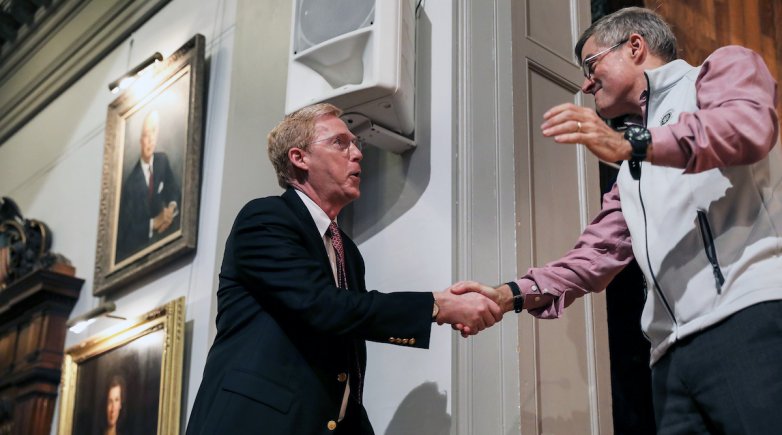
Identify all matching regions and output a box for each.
[627,126,651,142]
[625,125,650,162]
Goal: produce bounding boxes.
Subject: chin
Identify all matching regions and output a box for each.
[595,105,620,120]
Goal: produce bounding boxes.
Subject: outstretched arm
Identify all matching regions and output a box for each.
[451,183,634,320]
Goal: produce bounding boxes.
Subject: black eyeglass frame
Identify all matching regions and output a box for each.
[581,38,629,79]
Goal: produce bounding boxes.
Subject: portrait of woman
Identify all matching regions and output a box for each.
[102,375,125,435]
[69,329,164,435]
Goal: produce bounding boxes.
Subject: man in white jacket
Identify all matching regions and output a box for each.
[455,6,782,434]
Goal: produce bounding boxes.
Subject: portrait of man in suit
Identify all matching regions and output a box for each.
[185,103,502,435]
[115,110,182,264]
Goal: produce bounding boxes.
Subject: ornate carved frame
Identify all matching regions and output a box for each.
[57,297,185,435]
[93,34,206,296]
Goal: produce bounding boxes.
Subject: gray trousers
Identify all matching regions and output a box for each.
[652,299,782,434]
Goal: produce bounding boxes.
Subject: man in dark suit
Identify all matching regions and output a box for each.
[116,110,180,263]
[186,103,501,435]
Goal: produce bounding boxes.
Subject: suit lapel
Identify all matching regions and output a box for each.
[281,189,366,292]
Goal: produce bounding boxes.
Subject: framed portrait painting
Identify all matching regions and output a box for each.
[94,34,205,296]
[57,297,185,435]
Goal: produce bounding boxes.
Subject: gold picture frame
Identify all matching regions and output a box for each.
[57,297,185,435]
[93,34,206,296]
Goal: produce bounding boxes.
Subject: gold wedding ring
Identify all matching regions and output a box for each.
[577,121,582,133]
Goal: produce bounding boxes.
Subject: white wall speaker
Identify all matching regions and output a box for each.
[285,0,416,153]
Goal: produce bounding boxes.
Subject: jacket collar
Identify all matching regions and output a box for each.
[641,58,696,124]
[644,58,694,95]
[282,188,327,245]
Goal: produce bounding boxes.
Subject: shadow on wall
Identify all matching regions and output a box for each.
[343,10,433,244]
[385,382,450,435]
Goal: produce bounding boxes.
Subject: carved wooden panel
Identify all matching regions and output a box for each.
[647,0,782,118]
[0,270,82,435]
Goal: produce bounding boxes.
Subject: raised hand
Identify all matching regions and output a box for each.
[541,103,633,163]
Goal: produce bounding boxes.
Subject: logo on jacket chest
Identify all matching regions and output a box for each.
[659,109,674,126]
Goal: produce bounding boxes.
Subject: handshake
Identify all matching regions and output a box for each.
[432,281,518,337]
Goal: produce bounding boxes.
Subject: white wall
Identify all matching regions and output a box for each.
[0,0,237,432]
[351,2,456,433]
[0,0,458,433]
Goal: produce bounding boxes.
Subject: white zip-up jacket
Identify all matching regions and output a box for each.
[617,46,782,363]
[515,45,782,365]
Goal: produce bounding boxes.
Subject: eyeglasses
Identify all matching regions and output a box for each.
[581,38,628,79]
[309,133,363,152]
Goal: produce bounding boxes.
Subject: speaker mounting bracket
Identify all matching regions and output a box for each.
[341,113,416,154]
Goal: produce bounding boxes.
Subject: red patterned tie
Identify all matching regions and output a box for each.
[327,221,363,404]
[147,167,154,202]
[328,221,348,290]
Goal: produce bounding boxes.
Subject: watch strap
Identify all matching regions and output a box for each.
[506,281,524,313]
[625,126,650,161]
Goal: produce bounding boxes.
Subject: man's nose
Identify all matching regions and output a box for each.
[581,77,596,94]
[350,144,363,161]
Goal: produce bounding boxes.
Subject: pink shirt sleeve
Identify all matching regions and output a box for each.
[650,46,780,172]
[514,183,635,319]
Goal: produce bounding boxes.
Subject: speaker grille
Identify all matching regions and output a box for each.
[294,0,375,53]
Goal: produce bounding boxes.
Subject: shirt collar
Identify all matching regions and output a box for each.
[141,155,154,172]
[294,189,333,238]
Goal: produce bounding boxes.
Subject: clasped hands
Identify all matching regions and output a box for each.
[433,281,514,337]
[153,201,178,233]
[431,103,624,337]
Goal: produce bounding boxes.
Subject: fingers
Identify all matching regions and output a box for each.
[460,292,501,332]
[487,297,503,322]
[542,117,587,140]
[542,102,577,121]
[448,280,479,295]
[541,104,602,141]
[436,285,508,337]
[451,323,472,338]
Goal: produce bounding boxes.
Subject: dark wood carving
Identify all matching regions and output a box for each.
[646,0,782,121]
[0,269,83,435]
[0,197,73,289]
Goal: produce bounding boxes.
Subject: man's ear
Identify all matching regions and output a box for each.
[628,33,646,64]
[289,147,308,171]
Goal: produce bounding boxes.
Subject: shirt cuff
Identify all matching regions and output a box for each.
[649,127,687,168]
[515,278,566,319]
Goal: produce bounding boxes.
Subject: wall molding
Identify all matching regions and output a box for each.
[0,0,171,145]
[454,1,520,433]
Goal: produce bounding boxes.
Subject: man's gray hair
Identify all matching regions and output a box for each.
[267,103,343,188]
[575,7,677,64]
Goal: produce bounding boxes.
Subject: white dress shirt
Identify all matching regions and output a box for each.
[294,189,350,421]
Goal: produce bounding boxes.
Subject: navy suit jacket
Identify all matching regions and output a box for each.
[186,189,434,435]
[116,152,180,263]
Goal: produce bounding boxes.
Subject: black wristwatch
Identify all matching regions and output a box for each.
[624,125,651,161]
[624,125,651,180]
[506,281,524,313]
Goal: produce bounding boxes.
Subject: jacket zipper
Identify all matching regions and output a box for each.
[637,181,676,324]
[637,73,677,325]
[696,210,725,293]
